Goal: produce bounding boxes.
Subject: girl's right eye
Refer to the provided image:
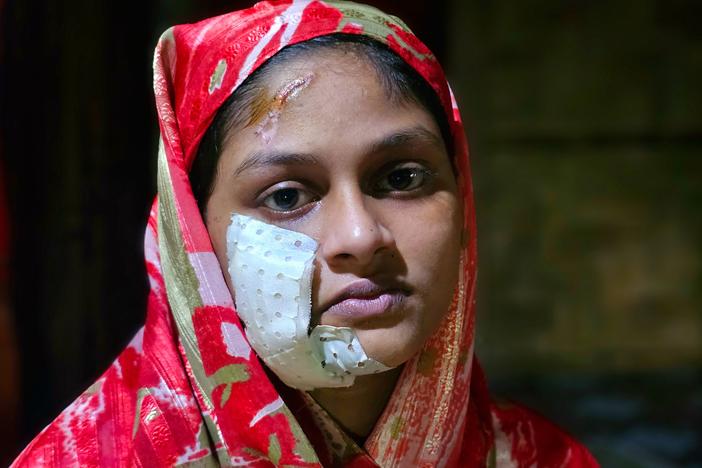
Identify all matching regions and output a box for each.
[262,187,315,212]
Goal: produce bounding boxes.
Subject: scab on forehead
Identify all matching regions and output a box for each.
[275,73,315,106]
[246,88,271,128]
[250,73,316,144]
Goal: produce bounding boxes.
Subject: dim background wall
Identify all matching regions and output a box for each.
[1,0,700,466]
[449,2,701,465]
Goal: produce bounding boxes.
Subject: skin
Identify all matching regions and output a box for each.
[205,49,463,437]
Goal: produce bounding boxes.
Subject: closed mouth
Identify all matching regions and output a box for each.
[318,280,411,322]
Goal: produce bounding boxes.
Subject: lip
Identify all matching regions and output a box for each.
[319,280,410,322]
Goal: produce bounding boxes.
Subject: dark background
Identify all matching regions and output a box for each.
[1,1,700,466]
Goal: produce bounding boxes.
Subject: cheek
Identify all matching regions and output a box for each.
[204,203,236,295]
[394,193,462,332]
[396,192,463,282]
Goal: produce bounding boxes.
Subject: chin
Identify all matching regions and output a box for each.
[353,323,426,368]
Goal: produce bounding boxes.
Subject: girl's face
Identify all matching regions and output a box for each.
[205,50,463,367]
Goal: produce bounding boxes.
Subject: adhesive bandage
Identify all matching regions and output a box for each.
[226,213,392,390]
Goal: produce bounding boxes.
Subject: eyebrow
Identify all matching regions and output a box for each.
[364,125,444,155]
[231,125,444,179]
[232,151,322,179]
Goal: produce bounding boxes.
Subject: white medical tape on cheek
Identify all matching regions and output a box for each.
[226,213,393,391]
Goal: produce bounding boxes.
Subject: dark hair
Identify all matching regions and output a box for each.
[190,33,452,213]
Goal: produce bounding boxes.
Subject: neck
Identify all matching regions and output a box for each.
[309,366,403,439]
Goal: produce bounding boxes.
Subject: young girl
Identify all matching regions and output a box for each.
[13,1,597,466]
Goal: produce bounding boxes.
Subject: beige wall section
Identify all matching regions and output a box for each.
[447,1,702,375]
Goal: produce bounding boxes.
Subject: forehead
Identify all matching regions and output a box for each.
[263,50,385,103]
[249,53,436,133]
[219,51,441,163]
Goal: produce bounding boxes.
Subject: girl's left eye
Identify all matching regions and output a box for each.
[262,187,315,212]
[375,166,432,192]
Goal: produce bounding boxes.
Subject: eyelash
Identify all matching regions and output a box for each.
[257,163,437,217]
[372,165,437,194]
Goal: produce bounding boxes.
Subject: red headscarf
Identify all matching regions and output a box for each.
[13,1,597,466]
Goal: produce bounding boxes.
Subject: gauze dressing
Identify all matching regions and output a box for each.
[226,213,393,390]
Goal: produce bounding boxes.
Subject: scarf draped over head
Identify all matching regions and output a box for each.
[13,1,597,466]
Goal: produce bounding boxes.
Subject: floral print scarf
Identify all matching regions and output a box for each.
[13,1,597,466]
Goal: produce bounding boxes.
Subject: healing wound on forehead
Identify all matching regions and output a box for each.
[249,73,316,144]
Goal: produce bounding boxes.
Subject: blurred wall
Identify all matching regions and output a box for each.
[449,0,702,375]
[448,1,701,464]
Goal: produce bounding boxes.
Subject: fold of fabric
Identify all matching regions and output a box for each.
[12,1,598,466]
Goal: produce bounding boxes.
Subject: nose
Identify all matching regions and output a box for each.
[319,188,395,271]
